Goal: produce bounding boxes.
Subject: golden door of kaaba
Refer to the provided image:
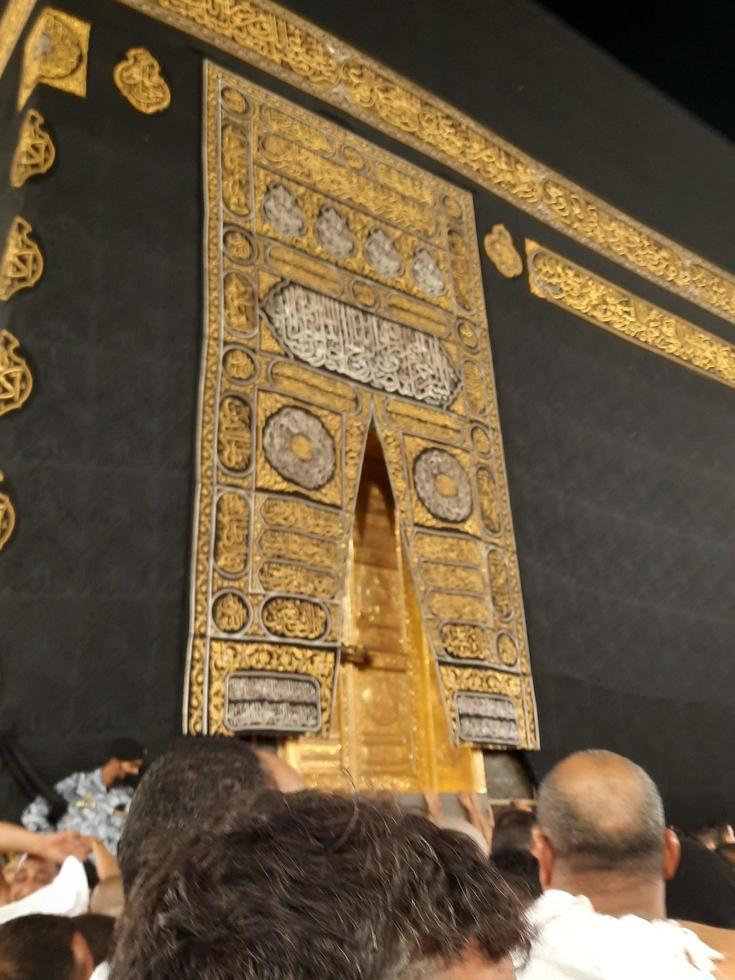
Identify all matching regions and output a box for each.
[284,430,485,792]
[186,63,538,792]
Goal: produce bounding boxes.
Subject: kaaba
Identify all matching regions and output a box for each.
[0,0,733,825]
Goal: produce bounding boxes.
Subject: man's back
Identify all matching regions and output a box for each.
[519,889,722,980]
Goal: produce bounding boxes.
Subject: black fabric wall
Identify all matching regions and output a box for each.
[0,0,733,825]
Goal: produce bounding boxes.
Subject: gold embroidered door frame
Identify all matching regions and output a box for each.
[187,62,538,751]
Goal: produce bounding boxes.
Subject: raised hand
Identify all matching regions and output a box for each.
[35,830,91,864]
[458,791,494,850]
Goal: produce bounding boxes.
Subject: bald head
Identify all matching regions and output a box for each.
[538,750,665,876]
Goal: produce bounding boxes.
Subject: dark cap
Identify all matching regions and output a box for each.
[108,737,145,762]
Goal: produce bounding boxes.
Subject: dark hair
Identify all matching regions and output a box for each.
[111,790,529,980]
[491,849,542,903]
[491,808,538,856]
[108,737,145,761]
[667,834,735,928]
[716,842,735,871]
[74,914,115,966]
[118,737,272,891]
[0,914,76,980]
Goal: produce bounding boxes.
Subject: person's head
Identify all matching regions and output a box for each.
[716,842,735,872]
[111,790,529,980]
[7,854,59,902]
[102,737,146,787]
[431,815,490,856]
[491,849,542,905]
[90,876,125,918]
[0,914,95,980]
[491,808,542,861]
[692,822,735,851]
[666,834,735,926]
[536,750,679,914]
[73,914,115,966]
[117,736,303,891]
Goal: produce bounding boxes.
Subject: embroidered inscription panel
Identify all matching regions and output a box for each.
[187,63,538,748]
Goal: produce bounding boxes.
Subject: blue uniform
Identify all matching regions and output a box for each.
[21,767,133,855]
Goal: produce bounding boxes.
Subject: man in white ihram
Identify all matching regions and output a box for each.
[518,750,735,980]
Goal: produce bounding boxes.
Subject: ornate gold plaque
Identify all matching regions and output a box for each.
[117,0,735,328]
[17,6,90,109]
[0,330,33,416]
[527,240,735,390]
[113,48,171,114]
[484,225,522,278]
[0,217,44,302]
[0,473,16,552]
[10,109,56,188]
[187,63,538,758]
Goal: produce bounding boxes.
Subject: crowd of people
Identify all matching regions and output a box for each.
[0,738,734,978]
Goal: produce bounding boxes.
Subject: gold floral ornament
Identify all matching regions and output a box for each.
[10,110,56,188]
[484,224,523,278]
[17,7,90,109]
[0,218,44,302]
[0,472,16,552]
[113,48,171,114]
[0,330,33,416]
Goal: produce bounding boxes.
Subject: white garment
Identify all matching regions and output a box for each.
[0,856,89,924]
[90,963,109,980]
[518,889,723,980]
